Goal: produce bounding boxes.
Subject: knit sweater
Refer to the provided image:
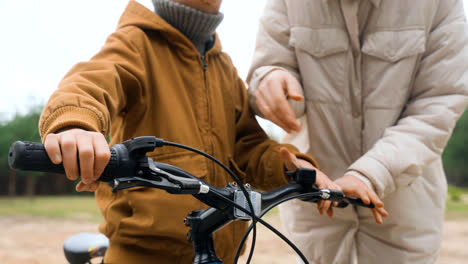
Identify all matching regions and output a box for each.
[152,0,224,54]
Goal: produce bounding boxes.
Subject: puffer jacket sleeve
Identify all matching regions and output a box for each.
[348,0,468,198]
[246,0,305,118]
[39,27,146,139]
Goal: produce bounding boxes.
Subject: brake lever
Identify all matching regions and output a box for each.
[112,176,182,193]
[149,159,208,194]
[111,158,207,195]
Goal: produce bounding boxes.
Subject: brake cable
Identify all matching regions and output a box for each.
[234,192,324,263]
[160,140,259,262]
[209,190,310,264]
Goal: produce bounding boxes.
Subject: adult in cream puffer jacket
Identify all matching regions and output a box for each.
[247,0,468,263]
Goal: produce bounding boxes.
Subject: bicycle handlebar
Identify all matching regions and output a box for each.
[9,136,374,264]
[8,137,373,212]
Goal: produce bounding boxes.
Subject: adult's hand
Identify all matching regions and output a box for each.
[44,128,111,192]
[255,70,304,133]
[280,147,341,219]
[335,174,389,224]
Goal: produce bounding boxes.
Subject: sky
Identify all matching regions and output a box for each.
[0,0,467,123]
[0,0,268,120]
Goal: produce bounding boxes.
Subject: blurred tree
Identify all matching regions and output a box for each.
[0,105,44,196]
[443,109,468,187]
[0,105,81,196]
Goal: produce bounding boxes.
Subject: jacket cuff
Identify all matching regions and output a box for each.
[348,156,395,199]
[39,105,106,141]
[248,66,305,118]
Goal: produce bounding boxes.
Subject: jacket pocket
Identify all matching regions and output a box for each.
[289,27,349,58]
[289,27,349,103]
[362,29,426,62]
[114,151,209,250]
[361,29,425,107]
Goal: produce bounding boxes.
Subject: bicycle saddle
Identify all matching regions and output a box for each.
[63,233,109,264]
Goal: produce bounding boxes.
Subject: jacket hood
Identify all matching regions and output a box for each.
[117,1,222,54]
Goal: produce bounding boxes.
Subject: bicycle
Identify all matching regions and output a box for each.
[8,136,374,264]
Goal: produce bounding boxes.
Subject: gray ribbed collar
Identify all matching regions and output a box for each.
[152,0,224,55]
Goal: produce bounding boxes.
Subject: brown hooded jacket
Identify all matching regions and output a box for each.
[39,1,316,263]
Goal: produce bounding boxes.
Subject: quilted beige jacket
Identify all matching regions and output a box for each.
[248,1,468,262]
[248,0,468,199]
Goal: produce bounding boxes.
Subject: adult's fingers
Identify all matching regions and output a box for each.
[44,134,62,164]
[59,133,79,181]
[262,84,300,132]
[284,74,304,102]
[256,95,292,132]
[92,133,111,181]
[257,73,301,132]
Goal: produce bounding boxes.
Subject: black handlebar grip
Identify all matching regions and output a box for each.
[8,141,135,182]
[98,143,135,182]
[8,141,66,175]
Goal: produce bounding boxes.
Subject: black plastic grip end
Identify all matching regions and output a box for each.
[8,141,65,174]
[8,138,158,183]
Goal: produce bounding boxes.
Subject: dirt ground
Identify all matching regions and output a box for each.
[0,215,467,264]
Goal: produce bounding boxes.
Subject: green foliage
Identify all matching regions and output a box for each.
[0,105,43,160]
[443,109,468,187]
[448,185,462,202]
[445,185,468,219]
[0,106,45,195]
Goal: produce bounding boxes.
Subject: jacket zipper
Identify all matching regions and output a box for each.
[201,55,215,179]
[201,55,207,70]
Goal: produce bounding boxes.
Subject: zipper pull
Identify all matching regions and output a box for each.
[201,55,207,70]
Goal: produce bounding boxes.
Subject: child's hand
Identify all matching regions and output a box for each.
[44,128,110,192]
[279,147,341,219]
